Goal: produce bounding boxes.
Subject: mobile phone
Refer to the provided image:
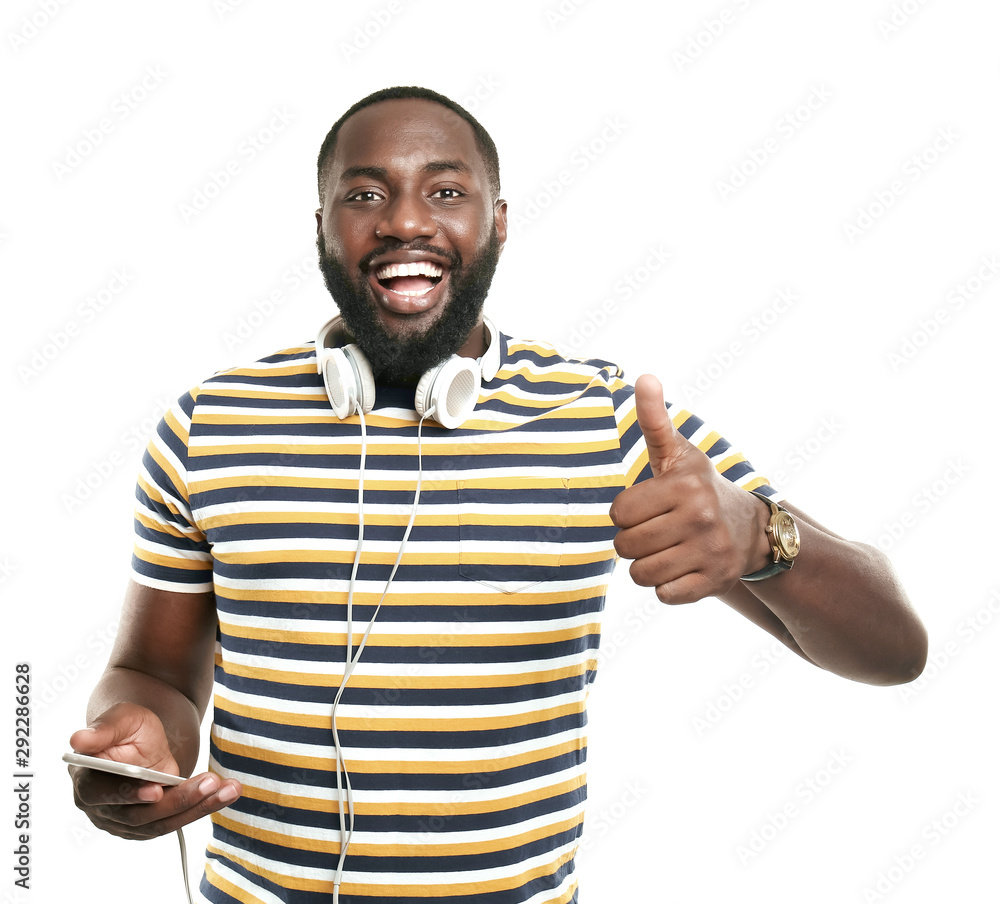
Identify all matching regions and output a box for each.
[62,752,185,786]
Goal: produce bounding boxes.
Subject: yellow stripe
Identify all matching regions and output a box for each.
[195,406,612,427]
[694,429,724,454]
[220,360,314,377]
[188,438,620,458]
[219,659,591,691]
[216,696,586,733]
[163,407,189,445]
[671,408,695,430]
[133,506,202,540]
[203,860,262,903]
[134,547,211,572]
[214,584,611,606]
[475,390,590,411]
[198,388,324,402]
[213,548,610,568]
[459,474,618,490]
[219,773,585,818]
[624,451,649,488]
[460,550,612,566]
[210,808,582,859]
[460,513,611,527]
[197,510,612,530]
[213,734,586,784]
[221,620,601,648]
[206,839,578,897]
[617,401,638,434]
[145,443,188,504]
[715,452,746,473]
[188,473,615,493]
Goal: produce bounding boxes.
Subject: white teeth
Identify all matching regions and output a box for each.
[375,260,444,280]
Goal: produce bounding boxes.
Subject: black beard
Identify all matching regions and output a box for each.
[317,230,502,384]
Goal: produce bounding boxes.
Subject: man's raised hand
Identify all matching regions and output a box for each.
[610,374,770,604]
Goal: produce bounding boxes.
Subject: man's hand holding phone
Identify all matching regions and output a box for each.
[67,702,241,840]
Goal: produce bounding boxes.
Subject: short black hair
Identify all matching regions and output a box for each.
[316,86,501,205]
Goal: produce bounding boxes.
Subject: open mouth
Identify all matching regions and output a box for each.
[373,260,444,299]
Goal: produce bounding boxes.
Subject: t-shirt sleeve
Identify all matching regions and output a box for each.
[131,389,214,593]
[612,378,778,499]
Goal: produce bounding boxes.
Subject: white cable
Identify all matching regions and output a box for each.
[332,408,367,903]
[330,413,429,903]
[176,827,194,904]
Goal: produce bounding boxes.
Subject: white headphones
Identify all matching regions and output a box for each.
[315,315,499,429]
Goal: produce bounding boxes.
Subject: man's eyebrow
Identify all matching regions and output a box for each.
[338,165,388,183]
[338,160,473,182]
[422,160,472,176]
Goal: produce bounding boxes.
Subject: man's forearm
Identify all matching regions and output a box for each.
[723,503,927,686]
[86,666,204,775]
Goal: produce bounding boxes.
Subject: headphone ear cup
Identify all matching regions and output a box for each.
[323,344,376,418]
[414,356,481,429]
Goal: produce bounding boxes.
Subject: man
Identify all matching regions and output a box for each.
[69,87,926,903]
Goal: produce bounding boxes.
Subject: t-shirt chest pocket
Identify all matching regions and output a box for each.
[457,477,570,593]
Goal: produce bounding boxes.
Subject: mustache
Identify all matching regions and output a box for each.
[357,240,461,273]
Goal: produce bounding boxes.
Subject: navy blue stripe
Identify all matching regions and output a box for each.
[212,707,589,754]
[220,633,601,667]
[212,733,585,794]
[131,554,207,585]
[215,594,606,624]
[188,448,625,471]
[216,671,588,709]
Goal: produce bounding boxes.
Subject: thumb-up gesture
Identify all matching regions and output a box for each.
[610,374,770,604]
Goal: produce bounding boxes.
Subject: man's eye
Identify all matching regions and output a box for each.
[432,188,464,200]
[348,190,381,202]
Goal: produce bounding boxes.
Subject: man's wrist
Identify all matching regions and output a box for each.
[744,489,775,574]
[741,490,801,581]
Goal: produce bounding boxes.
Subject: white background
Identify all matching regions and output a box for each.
[2,1,998,902]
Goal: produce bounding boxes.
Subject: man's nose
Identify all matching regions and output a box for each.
[375,192,435,243]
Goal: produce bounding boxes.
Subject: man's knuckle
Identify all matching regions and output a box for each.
[628,560,646,584]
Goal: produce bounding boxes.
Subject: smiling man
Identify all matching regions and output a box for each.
[315,90,506,383]
[69,87,926,904]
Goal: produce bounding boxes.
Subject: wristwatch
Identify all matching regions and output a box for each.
[741,490,800,581]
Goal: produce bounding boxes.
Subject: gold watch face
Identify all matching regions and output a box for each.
[772,511,800,559]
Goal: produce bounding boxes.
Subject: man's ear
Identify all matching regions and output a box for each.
[494,198,508,252]
[315,208,323,235]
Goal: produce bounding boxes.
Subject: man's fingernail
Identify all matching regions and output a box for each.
[198,776,219,796]
[218,784,239,804]
[137,785,159,802]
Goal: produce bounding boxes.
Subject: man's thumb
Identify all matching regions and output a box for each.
[69,703,147,755]
[634,374,683,475]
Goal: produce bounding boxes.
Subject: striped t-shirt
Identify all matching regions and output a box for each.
[131,330,771,904]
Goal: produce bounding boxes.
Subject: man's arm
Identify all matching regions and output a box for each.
[715,502,926,685]
[611,375,927,686]
[68,580,242,839]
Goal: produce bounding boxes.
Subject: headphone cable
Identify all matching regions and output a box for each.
[332,413,428,903]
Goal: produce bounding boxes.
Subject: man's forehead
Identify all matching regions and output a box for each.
[330,98,481,176]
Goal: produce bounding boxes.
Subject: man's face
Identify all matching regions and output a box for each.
[315,98,507,383]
